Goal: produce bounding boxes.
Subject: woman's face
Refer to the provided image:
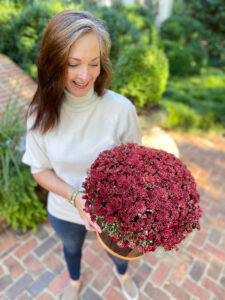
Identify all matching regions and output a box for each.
[65,32,101,97]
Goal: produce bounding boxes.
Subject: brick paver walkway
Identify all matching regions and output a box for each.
[0,132,225,300]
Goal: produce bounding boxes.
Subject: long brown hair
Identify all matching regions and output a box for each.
[29,10,112,134]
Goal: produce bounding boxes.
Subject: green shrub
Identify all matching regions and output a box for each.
[0,93,46,232]
[0,3,19,57]
[0,0,67,78]
[9,1,66,78]
[160,15,206,45]
[160,99,202,131]
[161,40,208,76]
[160,15,208,76]
[183,0,225,67]
[113,4,157,46]
[160,98,224,133]
[111,43,169,108]
[0,167,46,232]
[160,68,225,133]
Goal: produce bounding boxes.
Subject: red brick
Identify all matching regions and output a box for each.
[204,243,225,262]
[144,282,170,300]
[53,243,63,257]
[209,205,220,217]
[207,258,222,280]
[15,238,37,258]
[221,243,225,253]
[23,254,44,274]
[17,294,31,300]
[0,235,17,253]
[133,262,152,288]
[0,242,19,260]
[205,216,225,230]
[3,256,25,278]
[187,245,210,262]
[144,252,158,265]
[130,257,141,269]
[20,231,33,242]
[93,266,113,291]
[165,282,190,300]
[218,215,225,226]
[177,250,194,264]
[49,270,69,295]
[202,277,225,300]
[171,262,188,283]
[151,262,170,286]
[42,252,63,272]
[0,266,3,275]
[90,240,102,253]
[36,292,54,300]
[139,293,150,300]
[192,230,207,246]
[221,276,225,288]
[183,278,210,300]
[103,286,124,300]
[189,260,206,281]
[163,253,178,267]
[111,275,121,289]
[99,249,115,266]
[81,267,94,292]
[83,249,104,269]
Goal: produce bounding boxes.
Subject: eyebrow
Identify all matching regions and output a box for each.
[68,56,100,61]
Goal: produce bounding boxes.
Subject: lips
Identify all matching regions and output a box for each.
[73,81,89,89]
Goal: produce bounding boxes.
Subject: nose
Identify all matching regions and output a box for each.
[77,66,89,82]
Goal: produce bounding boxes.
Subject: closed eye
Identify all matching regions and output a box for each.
[68,64,78,67]
[68,64,99,67]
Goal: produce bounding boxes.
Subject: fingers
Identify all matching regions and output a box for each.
[84,220,98,232]
[85,216,102,233]
[76,194,102,233]
[90,222,102,233]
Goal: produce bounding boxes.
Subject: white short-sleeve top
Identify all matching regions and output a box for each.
[22,87,142,224]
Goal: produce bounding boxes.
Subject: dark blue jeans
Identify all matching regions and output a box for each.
[48,211,128,280]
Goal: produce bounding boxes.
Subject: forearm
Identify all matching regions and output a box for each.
[32,169,74,200]
[32,169,101,232]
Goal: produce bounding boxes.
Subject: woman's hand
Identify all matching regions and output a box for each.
[75,192,102,233]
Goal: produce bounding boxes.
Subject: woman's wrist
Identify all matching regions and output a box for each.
[68,188,81,207]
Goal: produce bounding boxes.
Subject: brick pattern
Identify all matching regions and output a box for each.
[0,55,36,117]
[0,132,223,300]
[0,56,225,299]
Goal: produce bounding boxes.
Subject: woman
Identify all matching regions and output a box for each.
[23,10,141,300]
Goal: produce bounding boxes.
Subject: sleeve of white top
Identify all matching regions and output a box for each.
[120,104,142,145]
[22,116,52,174]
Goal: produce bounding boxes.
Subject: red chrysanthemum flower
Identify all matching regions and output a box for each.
[83,143,202,253]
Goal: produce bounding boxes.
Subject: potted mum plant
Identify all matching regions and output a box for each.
[83,143,202,260]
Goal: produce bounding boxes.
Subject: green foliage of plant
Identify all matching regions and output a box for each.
[0,0,69,78]
[160,15,206,45]
[111,43,169,108]
[0,3,20,58]
[160,40,208,76]
[113,4,157,46]
[0,92,46,232]
[160,15,208,76]
[160,68,225,134]
[0,167,46,232]
[173,0,225,67]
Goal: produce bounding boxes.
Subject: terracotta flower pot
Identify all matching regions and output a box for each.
[96,230,144,261]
